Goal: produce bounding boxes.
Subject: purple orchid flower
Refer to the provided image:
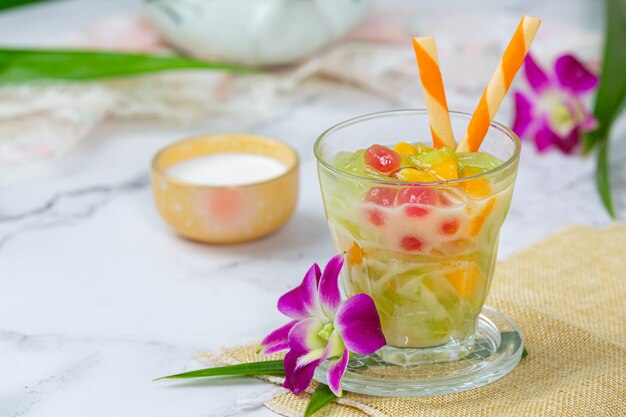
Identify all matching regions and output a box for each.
[512,53,599,154]
[260,254,386,397]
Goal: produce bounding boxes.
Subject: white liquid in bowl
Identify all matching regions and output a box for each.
[167,153,287,186]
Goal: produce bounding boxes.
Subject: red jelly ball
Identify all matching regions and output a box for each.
[398,187,436,218]
[397,186,437,205]
[366,209,385,226]
[365,145,401,173]
[364,187,398,206]
[441,218,460,235]
[400,236,423,251]
[404,206,430,218]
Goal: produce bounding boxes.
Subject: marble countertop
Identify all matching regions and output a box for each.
[0,1,622,417]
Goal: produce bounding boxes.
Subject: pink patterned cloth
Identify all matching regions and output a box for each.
[78,15,164,52]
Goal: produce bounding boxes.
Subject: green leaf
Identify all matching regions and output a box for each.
[0,0,53,12]
[0,48,252,84]
[596,140,616,218]
[304,384,338,417]
[585,0,626,217]
[155,360,285,380]
[584,0,626,154]
[522,347,529,359]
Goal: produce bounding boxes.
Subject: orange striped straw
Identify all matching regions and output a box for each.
[412,36,456,149]
[456,15,541,152]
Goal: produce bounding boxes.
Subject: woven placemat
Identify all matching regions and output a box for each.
[212,225,626,416]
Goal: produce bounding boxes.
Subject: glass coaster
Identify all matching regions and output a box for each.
[314,305,524,397]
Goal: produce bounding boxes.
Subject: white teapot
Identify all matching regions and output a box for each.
[143,0,371,66]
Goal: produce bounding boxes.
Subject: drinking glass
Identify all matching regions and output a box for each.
[315,110,520,365]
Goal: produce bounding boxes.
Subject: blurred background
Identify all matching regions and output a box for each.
[0,0,609,180]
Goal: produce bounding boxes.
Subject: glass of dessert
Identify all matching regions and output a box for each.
[315,110,520,365]
[315,16,540,367]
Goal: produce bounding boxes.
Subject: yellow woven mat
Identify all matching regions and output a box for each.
[213,225,626,416]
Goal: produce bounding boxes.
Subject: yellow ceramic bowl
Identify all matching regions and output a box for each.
[151,133,299,243]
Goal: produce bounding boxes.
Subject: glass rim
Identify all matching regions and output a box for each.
[313,109,521,186]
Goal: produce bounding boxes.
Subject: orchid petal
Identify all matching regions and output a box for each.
[318,254,344,317]
[282,318,329,395]
[288,317,326,354]
[555,54,598,95]
[512,91,535,139]
[283,318,327,394]
[326,348,349,397]
[323,329,346,359]
[282,350,298,392]
[524,54,550,93]
[278,263,321,320]
[581,110,599,132]
[320,331,347,396]
[259,320,297,354]
[553,127,581,155]
[335,294,386,355]
[533,121,560,153]
[296,347,327,370]
[283,349,323,395]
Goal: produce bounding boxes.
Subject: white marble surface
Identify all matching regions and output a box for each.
[0,1,623,417]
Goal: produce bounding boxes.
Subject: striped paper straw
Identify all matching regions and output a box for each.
[412,36,456,149]
[456,15,541,152]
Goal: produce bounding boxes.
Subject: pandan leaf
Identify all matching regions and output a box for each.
[0,0,53,12]
[155,360,285,380]
[0,48,251,84]
[304,384,338,417]
[585,0,626,217]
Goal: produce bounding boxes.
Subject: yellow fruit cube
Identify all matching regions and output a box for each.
[346,242,363,266]
[469,198,496,236]
[459,166,491,198]
[429,156,459,180]
[394,141,418,156]
[395,168,439,182]
[443,264,485,299]
[463,179,491,198]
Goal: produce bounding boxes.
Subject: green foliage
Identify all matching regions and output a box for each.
[304,384,339,417]
[596,140,616,218]
[0,48,251,84]
[585,0,626,218]
[0,0,53,12]
[155,360,285,380]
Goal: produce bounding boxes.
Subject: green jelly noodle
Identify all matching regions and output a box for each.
[320,142,514,349]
